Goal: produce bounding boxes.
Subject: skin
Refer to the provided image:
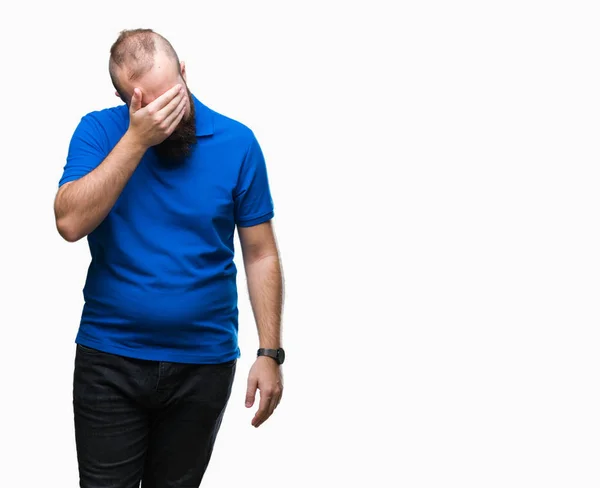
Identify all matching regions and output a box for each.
[54,49,188,242]
[239,220,285,427]
[54,46,284,427]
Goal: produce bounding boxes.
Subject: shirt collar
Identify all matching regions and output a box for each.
[191,93,214,137]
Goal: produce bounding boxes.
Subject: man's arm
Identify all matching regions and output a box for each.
[54,134,147,242]
[239,220,284,427]
[239,220,284,348]
[54,84,187,242]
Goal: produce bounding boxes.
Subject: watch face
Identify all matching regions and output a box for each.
[277,348,285,364]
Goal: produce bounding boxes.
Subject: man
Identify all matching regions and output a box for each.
[54,28,285,488]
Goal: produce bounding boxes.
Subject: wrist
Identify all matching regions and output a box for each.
[256,355,279,365]
[123,129,149,153]
[257,347,285,365]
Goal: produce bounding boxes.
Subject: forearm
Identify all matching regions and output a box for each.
[54,131,147,242]
[245,255,284,349]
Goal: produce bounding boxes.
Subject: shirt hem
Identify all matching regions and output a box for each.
[75,338,240,364]
[59,175,83,187]
[236,210,274,227]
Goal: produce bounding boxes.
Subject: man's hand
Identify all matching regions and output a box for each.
[245,356,283,428]
[126,84,187,149]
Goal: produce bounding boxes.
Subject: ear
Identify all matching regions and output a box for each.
[180,61,187,82]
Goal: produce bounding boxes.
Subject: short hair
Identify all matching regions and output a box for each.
[108,28,180,98]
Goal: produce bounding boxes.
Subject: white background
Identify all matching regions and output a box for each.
[1,0,599,486]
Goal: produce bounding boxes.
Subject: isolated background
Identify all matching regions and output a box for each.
[1,1,599,487]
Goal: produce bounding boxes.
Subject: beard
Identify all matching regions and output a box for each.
[153,88,197,166]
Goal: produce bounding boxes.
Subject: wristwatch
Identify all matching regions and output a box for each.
[257,348,285,365]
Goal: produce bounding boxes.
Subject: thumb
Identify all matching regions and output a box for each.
[245,375,258,408]
[130,88,142,113]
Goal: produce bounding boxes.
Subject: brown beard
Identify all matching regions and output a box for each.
[153,88,197,166]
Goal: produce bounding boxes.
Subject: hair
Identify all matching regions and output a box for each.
[108,28,180,98]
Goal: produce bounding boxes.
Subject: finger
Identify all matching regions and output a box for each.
[165,102,186,135]
[245,376,258,408]
[269,388,283,415]
[252,391,272,427]
[266,396,278,419]
[275,388,283,408]
[146,84,182,113]
[157,89,185,119]
[130,88,142,113]
[163,95,187,131]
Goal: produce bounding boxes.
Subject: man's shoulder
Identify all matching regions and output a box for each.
[68,104,128,151]
[77,105,129,140]
[77,104,128,135]
[205,104,257,143]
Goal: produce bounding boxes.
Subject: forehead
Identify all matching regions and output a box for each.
[119,53,180,105]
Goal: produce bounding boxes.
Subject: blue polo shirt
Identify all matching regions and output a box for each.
[59,94,274,364]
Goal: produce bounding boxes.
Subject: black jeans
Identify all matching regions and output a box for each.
[73,344,236,488]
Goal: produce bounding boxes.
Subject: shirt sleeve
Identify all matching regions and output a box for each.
[234,134,275,227]
[58,115,108,187]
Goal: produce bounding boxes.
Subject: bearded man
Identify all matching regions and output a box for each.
[54,28,285,488]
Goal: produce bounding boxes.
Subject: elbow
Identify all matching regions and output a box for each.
[54,186,87,242]
[56,217,85,243]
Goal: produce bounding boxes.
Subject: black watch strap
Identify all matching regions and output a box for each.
[257,348,285,365]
